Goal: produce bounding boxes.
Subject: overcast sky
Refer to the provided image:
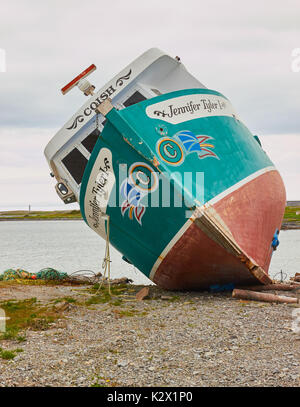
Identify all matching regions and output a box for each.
[0,0,300,210]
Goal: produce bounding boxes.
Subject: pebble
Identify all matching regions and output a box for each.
[117,360,128,367]
[0,284,299,387]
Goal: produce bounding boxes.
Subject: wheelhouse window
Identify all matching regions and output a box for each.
[62,148,88,185]
[123,91,147,107]
[82,129,100,154]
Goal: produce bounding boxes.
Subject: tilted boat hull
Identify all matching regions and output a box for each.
[79,88,286,290]
[151,169,286,290]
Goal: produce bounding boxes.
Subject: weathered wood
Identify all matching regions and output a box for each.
[239,283,298,291]
[291,276,300,282]
[232,289,299,304]
[53,301,71,312]
[136,287,149,301]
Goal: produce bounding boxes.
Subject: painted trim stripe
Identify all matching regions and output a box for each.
[149,166,276,281]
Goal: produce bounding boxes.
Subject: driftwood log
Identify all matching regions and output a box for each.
[239,283,298,291]
[136,287,150,301]
[232,289,299,304]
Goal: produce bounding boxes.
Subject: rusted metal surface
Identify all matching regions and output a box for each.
[154,170,285,290]
[153,220,257,290]
[213,170,286,275]
[194,202,272,285]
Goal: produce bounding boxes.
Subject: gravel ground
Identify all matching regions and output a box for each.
[0,283,299,387]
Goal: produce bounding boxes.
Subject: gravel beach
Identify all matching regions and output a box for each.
[0,283,299,387]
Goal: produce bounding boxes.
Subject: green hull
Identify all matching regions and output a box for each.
[80,88,279,281]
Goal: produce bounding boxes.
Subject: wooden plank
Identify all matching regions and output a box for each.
[136,287,149,301]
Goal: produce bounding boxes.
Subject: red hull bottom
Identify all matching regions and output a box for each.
[152,170,286,290]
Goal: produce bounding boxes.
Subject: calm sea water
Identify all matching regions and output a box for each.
[0,220,299,284]
[0,220,151,285]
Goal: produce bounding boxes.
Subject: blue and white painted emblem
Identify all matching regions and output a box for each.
[120,162,158,225]
[174,130,218,159]
[156,130,218,166]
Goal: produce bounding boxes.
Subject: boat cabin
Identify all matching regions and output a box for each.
[44,48,206,204]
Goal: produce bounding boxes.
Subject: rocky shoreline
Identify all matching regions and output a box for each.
[281,222,300,230]
[0,283,299,387]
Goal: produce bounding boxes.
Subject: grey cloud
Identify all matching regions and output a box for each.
[0,0,300,207]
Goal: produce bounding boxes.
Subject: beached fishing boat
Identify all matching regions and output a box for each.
[44,48,286,290]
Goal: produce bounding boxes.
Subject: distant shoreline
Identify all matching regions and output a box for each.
[0,210,82,222]
[1,208,300,230]
[281,223,300,230]
[0,218,83,221]
[0,220,299,230]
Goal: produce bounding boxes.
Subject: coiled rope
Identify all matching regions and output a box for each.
[0,268,101,283]
[272,270,288,282]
